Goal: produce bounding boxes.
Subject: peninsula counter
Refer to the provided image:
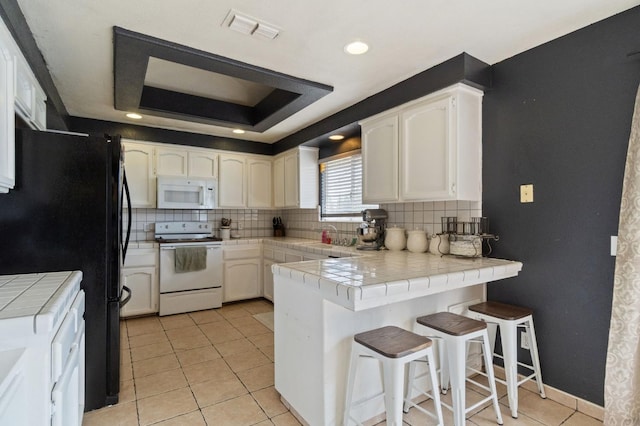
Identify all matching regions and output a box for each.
[272,251,522,425]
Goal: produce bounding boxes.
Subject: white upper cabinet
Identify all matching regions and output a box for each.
[283,152,298,207]
[0,41,14,194]
[273,156,285,207]
[400,96,452,200]
[360,83,483,203]
[219,154,273,208]
[361,114,399,203]
[247,157,272,208]
[156,146,188,177]
[123,140,156,208]
[219,154,247,208]
[1,17,47,194]
[188,150,218,179]
[13,57,46,131]
[14,59,33,120]
[273,147,319,209]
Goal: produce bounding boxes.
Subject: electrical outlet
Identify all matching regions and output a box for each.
[520,184,534,203]
[521,331,530,350]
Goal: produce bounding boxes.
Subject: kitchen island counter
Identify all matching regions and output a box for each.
[272,252,522,425]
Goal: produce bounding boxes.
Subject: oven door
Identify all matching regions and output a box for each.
[159,243,222,293]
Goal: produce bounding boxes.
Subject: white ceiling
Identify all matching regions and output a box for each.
[16,0,640,144]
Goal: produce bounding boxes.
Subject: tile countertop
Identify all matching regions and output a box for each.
[271,248,523,311]
[0,271,82,336]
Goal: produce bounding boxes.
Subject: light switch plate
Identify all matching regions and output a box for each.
[520,184,534,203]
[611,236,617,256]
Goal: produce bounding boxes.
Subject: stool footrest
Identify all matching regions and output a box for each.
[350,391,385,411]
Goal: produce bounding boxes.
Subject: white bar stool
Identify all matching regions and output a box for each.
[411,312,503,426]
[468,301,545,418]
[343,325,444,426]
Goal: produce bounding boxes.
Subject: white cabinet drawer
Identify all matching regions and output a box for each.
[51,307,76,382]
[70,290,85,330]
[51,291,84,383]
[123,249,157,268]
[223,245,261,260]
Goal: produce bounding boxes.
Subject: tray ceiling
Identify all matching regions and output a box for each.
[15,0,640,143]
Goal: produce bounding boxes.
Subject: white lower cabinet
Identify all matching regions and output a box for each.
[263,260,275,302]
[223,244,262,302]
[0,272,84,426]
[0,348,27,425]
[121,246,159,317]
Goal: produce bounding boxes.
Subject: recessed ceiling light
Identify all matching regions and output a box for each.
[344,41,369,55]
[232,129,246,134]
[126,113,142,119]
[329,134,345,141]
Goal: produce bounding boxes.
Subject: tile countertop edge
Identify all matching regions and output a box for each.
[273,256,523,312]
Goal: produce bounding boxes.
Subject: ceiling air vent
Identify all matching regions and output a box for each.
[224,10,280,40]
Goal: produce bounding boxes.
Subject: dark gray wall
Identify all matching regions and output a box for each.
[483,6,640,405]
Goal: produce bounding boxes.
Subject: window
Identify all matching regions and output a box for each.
[320,152,377,220]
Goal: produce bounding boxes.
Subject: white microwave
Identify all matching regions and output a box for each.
[157,176,217,209]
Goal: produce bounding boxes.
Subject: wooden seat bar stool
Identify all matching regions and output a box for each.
[468,301,545,418]
[410,312,503,426]
[343,326,444,426]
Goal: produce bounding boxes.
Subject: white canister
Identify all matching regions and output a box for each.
[385,227,406,251]
[220,227,230,240]
[429,234,450,255]
[407,230,428,253]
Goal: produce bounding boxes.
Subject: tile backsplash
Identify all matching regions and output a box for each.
[126,200,481,242]
[125,208,283,241]
[282,201,482,242]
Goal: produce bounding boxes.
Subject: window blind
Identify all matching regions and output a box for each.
[320,154,377,218]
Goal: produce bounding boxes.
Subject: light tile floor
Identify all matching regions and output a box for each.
[82,299,603,426]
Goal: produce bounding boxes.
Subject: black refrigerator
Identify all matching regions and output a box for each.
[0,128,131,411]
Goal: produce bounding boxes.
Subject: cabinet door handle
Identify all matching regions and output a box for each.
[451,183,456,193]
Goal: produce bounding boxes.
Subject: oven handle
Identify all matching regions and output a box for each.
[160,246,221,250]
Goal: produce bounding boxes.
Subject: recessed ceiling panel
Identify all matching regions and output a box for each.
[145,57,274,107]
[113,26,333,133]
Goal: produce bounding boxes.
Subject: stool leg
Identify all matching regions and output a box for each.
[382,358,405,426]
[481,332,504,425]
[426,348,445,426]
[486,321,499,357]
[403,359,417,413]
[437,338,450,394]
[500,321,519,418]
[343,341,360,426]
[448,337,467,426]
[526,318,546,399]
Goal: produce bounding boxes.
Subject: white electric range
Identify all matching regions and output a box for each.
[155,222,223,316]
